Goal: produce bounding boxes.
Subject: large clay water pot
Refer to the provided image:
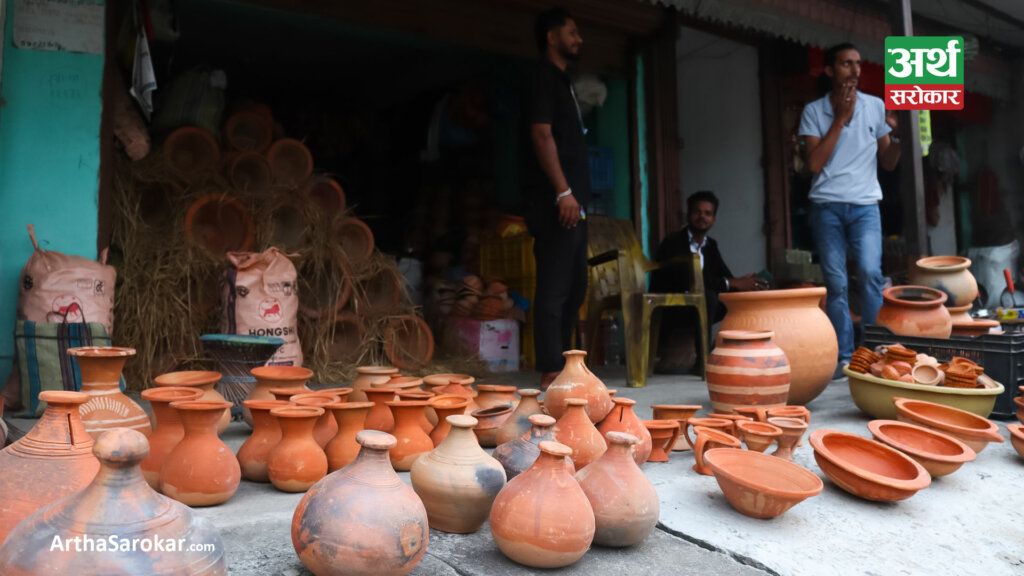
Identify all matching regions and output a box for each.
[69,346,152,438]
[875,285,952,338]
[595,397,652,466]
[236,399,290,482]
[911,256,978,308]
[495,389,543,446]
[575,432,659,547]
[544,350,613,423]
[161,401,239,506]
[140,387,204,489]
[719,288,837,406]
[706,330,790,413]
[154,370,231,434]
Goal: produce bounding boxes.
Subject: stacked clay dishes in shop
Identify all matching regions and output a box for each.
[848,346,880,375]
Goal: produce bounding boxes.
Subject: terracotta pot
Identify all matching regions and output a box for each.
[682,417,734,449]
[228,150,272,192]
[0,391,101,544]
[306,175,347,216]
[397,391,436,432]
[951,319,1001,337]
[292,431,429,576]
[705,413,753,436]
[387,401,434,471]
[384,316,435,371]
[267,138,313,186]
[374,375,424,392]
[733,406,770,422]
[325,401,374,472]
[867,419,976,477]
[236,399,290,482]
[719,287,838,405]
[1015,396,1024,425]
[544,350,614,423]
[554,398,608,471]
[0,428,226,574]
[644,419,683,463]
[703,448,823,519]
[489,441,595,568]
[1008,424,1024,459]
[911,256,979,308]
[767,417,808,461]
[575,432,659,547]
[224,110,272,152]
[475,384,518,413]
[154,370,230,434]
[434,379,479,408]
[291,393,341,448]
[364,388,398,432]
[946,303,973,324]
[493,414,562,480]
[163,126,220,182]
[248,365,314,423]
[651,404,702,451]
[893,397,1004,453]
[423,373,475,394]
[359,268,403,316]
[336,217,376,265]
[429,395,470,446]
[268,406,328,492]
[596,397,652,466]
[809,429,931,502]
[411,415,507,533]
[350,366,399,402]
[706,330,790,413]
[735,420,783,453]
[691,426,741,475]
[139,387,204,489]
[315,387,354,400]
[876,285,952,338]
[68,347,152,439]
[471,405,514,448]
[161,401,240,506]
[184,193,254,254]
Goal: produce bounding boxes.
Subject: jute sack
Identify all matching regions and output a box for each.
[221,247,302,366]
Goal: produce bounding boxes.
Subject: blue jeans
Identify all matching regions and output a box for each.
[809,202,886,363]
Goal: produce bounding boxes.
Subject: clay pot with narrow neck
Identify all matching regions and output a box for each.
[911,256,979,308]
[236,399,291,482]
[247,365,314,423]
[387,401,434,471]
[596,397,652,466]
[692,426,742,475]
[0,428,227,574]
[292,431,429,576]
[576,432,659,547]
[643,420,682,463]
[768,417,809,461]
[268,406,327,492]
[161,401,240,506]
[434,380,480,414]
[875,285,953,338]
[429,395,470,446]
[495,389,543,446]
[651,404,702,451]
[291,393,341,448]
[139,387,204,489]
[350,366,400,402]
[364,388,398,432]
[397,390,435,432]
[325,402,374,472]
[270,386,312,401]
[493,414,563,480]
[423,373,475,395]
[553,398,607,471]
[471,405,514,448]
[411,415,507,533]
[155,370,230,433]
[0,391,101,544]
[490,441,595,568]
[706,330,790,413]
[544,350,613,423]
[68,346,152,438]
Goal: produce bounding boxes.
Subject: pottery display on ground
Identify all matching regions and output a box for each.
[1008,425,1024,459]
[268,406,328,492]
[387,401,434,471]
[810,429,931,502]
[324,401,375,472]
[292,431,429,576]
[364,387,399,432]
[875,285,953,338]
[703,448,823,519]
[291,393,341,448]
[0,428,226,574]
[471,405,514,448]
[69,346,152,438]
[691,426,741,475]
[866,419,976,477]
[161,401,240,506]
[575,432,659,547]
[596,397,652,466]
[490,441,595,568]
[0,391,101,544]
[140,387,204,489]
[410,415,507,534]
[735,420,783,453]
[495,389,543,446]
[429,395,470,446]
[247,365,314,424]
[236,399,291,482]
[718,287,837,405]
[155,370,231,433]
[543,350,614,423]
[910,256,979,308]
[893,397,1004,453]
[767,417,808,461]
[348,366,399,402]
[706,330,790,413]
[553,398,608,471]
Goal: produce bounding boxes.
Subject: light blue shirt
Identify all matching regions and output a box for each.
[798,91,891,205]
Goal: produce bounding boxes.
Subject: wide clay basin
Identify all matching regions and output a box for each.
[704,448,822,519]
[1008,425,1024,459]
[809,429,930,502]
[867,420,975,477]
[893,397,1004,453]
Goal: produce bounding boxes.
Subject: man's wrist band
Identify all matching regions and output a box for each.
[555,188,573,204]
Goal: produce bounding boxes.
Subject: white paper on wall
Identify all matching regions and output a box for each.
[13,0,104,55]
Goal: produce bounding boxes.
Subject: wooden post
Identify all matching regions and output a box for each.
[759,39,790,272]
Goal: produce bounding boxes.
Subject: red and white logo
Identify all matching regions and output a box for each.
[259,298,283,324]
[49,294,85,323]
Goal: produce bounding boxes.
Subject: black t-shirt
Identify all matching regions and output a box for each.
[523,59,591,207]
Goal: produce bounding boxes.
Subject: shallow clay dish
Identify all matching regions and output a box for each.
[703,448,822,519]
[1008,425,1024,459]
[809,429,930,502]
[867,420,975,477]
[845,366,1002,419]
[893,397,1005,454]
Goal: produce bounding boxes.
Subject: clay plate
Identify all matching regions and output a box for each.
[893,397,1004,454]
[809,429,930,502]
[703,448,822,519]
[867,419,975,477]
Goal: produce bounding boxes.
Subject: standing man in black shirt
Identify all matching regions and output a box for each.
[524,8,590,388]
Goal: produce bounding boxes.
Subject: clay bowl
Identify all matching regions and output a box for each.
[1007,425,1024,459]
[704,448,823,519]
[809,429,931,502]
[1014,397,1024,425]
[735,420,783,453]
[845,366,1002,419]
[867,420,976,477]
[893,397,1005,454]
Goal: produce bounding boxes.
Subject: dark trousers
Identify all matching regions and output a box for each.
[529,210,588,373]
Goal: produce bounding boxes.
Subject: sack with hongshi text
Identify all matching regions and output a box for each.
[221,247,302,366]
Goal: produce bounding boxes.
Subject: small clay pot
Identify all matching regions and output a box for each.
[161,401,240,506]
[911,255,979,307]
[237,399,290,482]
[388,401,434,471]
[349,366,399,402]
[767,417,808,461]
[140,387,204,489]
[683,417,734,449]
[324,401,375,472]
[471,405,514,448]
[875,285,953,338]
[735,420,783,453]
[268,406,328,492]
[651,404,702,451]
[596,397,653,466]
[291,393,342,448]
[691,426,741,474]
[493,414,563,480]
[397,390,436,433]
[575,432,659,547]
[363,388,398,432]
[429,395,470,446]
[911,364,945,386]
[154,370,230,434]
[495,389,544,446]
[544,350,613,423]
[553,398,608,471]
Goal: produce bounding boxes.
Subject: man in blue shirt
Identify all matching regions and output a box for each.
[799,43,901,379]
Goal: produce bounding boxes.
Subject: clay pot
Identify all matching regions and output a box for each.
[139,387,204,489]
[893,397,1004,453]
[0,428,226,574]
[735,420,783,453]
[411,415,507,533]
[691,426,741,475]
[495,389,544,446]
[875,285,953,338]
[237,399,291,482]
[184,193,254,254]
[429,395,471,446]
[544,350,614,423]
[1008,424,1024,460]
[336,217,376,265]
[475,384,518,412]
[364,388,398,432]
[316,387,354,400]
[291,393,341,448]
[911,256,979,308]
[651,404,702,451]
[228,151,272,192]
[350,366,399,402]
[596,397,653,466]
[267,138,313,186]
[1015,396,1024,425]
[423,373,474,395]
[575,432,659,547]
[292,431,429,576]
[268,406,328,492]
[553,398,608,471]
[374,375,424,393]
[644,420,683,463]
[493,414,560,480]
[703,448,823,519]
[911,364,945,386]
[733,406,770,423]
[325,401,374,472]
[434,380,480,412]
[397,391,435,432]
[706,413,753,436]
[154,370,230,434]
[767,417,808,461]
[809,429,931,502]
[946,303,973,324]
[161,401,240,506]
[248,365,314,423]
[69,346,152,439]
[682,417,734,449]
[471,405,514,448]
[951,319,1001,337]
[867,419,976,477]
[384,316,435,370]
[719,287,838,405]
[489,441,595,568]
[306,176,347,217]
[706,330,790,413]
[387,401,434,471]
[163,126,220,182]
[767,405,810,447]
[225,110,272,152]
[0,391,101,543]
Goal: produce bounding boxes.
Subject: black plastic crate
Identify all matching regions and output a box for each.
[863,325,1024,419]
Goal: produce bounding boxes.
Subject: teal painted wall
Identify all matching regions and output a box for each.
[593,78,630,220]
[635,56,651,259]
[0,1,105,382]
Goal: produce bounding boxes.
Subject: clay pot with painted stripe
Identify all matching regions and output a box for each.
[705,330,790,414]
[69,347,152,439]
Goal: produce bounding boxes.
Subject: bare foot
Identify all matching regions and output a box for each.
[540,371,560,390]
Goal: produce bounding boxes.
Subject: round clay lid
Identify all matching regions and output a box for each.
[528,414,556,427]
[517,388,541,397]
[446,414,478,429]
[538,440,573,457]
[327,401,375,410]
[270,405,325,418]
[357,429,397,450]
[612,397,637,406]
[154,370,222,387]
[68,346,136,357]
[605,431,639,446]
[242,399,291,411]
[94,428,149,466]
